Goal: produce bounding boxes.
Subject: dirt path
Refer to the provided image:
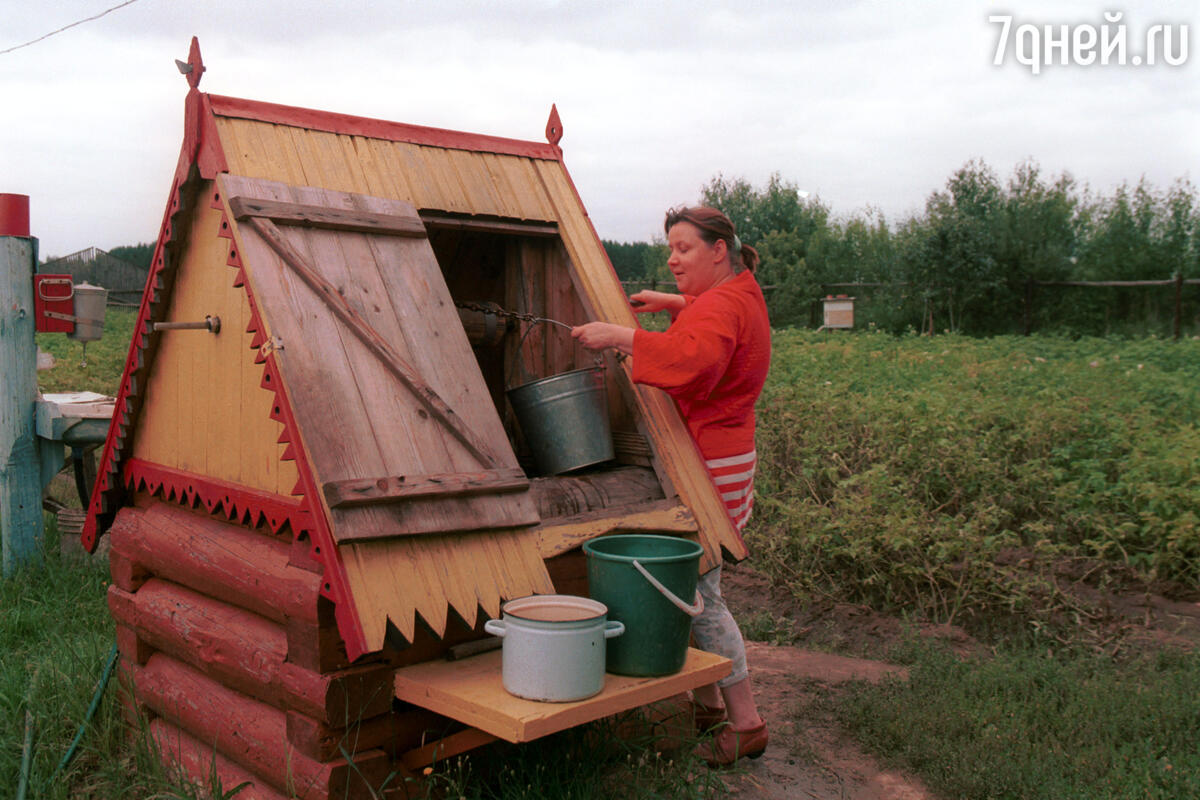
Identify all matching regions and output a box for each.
[714,563,938,800]
[718,643,931,800]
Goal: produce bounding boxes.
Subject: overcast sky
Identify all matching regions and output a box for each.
[1,0,1196,258]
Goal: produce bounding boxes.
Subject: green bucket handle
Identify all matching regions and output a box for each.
[631,560,705,617]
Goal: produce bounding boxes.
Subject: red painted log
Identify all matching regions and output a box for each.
[287,599,352,674]
[115,622,155,666]
[286,709,401,763]
[108,549,151,593]
[109,499,321,626]
[149,717,293,800]
[108,580,392,726]
[129,653,390,800]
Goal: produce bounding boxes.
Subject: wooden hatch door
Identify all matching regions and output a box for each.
[221,174,539,541]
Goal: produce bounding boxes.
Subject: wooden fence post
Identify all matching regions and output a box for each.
[1,193,43,576]
[1174,272,1184,341]
[1023,279,1034,336]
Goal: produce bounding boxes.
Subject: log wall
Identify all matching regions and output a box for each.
[109,497,433,799]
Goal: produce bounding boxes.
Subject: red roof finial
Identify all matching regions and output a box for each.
[175,36,205,89]
[545,104,563,146]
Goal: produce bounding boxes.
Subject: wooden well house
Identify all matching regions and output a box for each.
[82,40,745,799]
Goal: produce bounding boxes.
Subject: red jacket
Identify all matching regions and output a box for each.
[631,271,771,460]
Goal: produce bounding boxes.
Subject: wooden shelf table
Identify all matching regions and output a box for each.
[394,646,729,765]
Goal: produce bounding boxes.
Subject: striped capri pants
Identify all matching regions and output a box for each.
[691,449,756,687]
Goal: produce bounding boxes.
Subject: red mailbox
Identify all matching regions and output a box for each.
[34,274,75,333]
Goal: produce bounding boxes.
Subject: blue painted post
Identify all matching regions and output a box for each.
[1,193,43,576]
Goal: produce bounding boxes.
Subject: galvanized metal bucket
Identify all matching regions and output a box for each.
[507,365,614,475]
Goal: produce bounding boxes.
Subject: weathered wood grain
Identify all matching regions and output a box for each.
[223,174,542,539]
[109,501,321,626]
[393,647,730,743]
[534,500,698,559]
[107,579,392,725]
[229,196,427,238]
[323,467,528,510]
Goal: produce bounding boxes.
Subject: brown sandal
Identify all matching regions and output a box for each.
[696,721,768,766]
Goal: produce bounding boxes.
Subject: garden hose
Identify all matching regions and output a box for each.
[17,710,33,800]
[45,642,120,788]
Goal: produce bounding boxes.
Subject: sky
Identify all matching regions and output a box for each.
[1,0,1197,259]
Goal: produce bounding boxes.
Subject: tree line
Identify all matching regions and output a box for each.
[604,161,1200,336]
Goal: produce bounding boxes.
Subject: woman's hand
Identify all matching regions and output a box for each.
[629,290,686,314]
[571,322,634,355]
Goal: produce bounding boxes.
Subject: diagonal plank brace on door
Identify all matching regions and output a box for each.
[234,210,501,468]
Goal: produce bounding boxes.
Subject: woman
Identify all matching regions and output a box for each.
[571,206,770,766]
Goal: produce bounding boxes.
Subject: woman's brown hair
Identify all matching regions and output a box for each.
[664,205,760,274]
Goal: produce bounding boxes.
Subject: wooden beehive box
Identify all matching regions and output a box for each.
[83,40,742,798]
[822,294,855,329]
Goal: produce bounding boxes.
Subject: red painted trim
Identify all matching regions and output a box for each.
[208,94,564,161]
[123,459,310,534]
[83,160,197,551]
[255,349,369,660]
[196,93,229,179]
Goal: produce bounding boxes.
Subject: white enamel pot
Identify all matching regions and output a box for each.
[484,594,625,702]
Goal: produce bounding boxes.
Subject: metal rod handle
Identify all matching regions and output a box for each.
[151,315,220,333]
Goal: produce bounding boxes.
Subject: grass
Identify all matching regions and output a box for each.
[830,640,1200,800]
[2,520,153,798]
[36,308,137,397]
[407,710,729,800]
[744,328,1200,799]
[12,311,1200,797]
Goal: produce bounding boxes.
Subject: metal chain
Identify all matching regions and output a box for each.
[454,301,619,383]
[453,300,573,331]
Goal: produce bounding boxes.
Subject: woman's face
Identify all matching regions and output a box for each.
[667,222,732,296]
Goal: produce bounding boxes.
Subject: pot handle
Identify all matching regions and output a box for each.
[483,619,507,638]
[604,620,626,639]
[631,560,705,617]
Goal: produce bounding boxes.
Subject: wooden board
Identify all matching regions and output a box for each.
[534,500,697,559]
[222,174,540,540]
[129,183,297,497]
[393,647,729,743]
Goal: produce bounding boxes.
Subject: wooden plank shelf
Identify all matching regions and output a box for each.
[394,647,729,744]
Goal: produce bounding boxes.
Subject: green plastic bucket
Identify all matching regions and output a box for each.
[583,534,704,676]
[507,366,614,476]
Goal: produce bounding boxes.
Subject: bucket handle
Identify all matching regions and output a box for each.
[506,317,605,391]
[484,619,625,637]
[631,560,705,617]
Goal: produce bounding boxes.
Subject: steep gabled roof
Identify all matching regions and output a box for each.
[85,38,746,660]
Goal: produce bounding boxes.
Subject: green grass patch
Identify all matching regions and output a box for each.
[1,520,164,798]
[36,308,137,397]
[15,318,1200,796]
[832,640,1200,800]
